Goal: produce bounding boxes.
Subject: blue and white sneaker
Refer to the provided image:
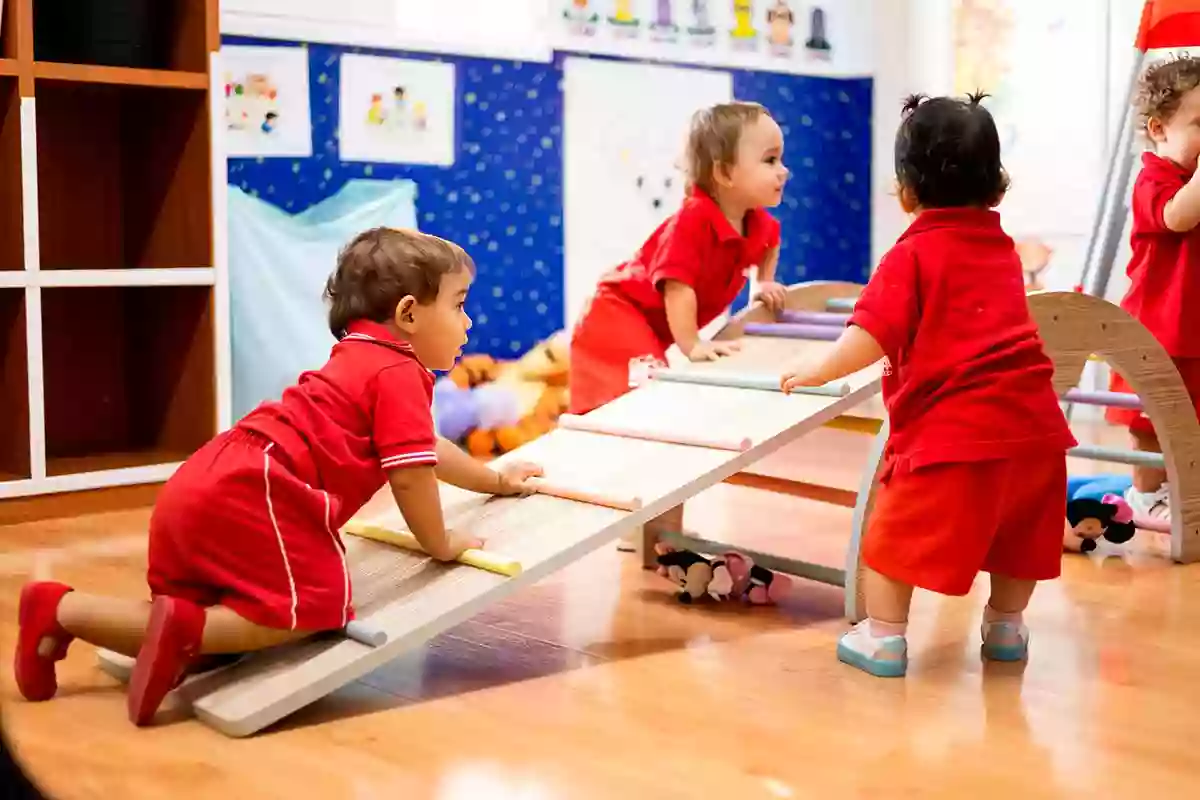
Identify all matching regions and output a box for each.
[837,620,907,678]
[981,620,1029,662]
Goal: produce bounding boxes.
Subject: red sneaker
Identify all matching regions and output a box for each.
[126,595,205,726]
[14,582,76,702]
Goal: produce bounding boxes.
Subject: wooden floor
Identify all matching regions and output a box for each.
[2,425,1199,799]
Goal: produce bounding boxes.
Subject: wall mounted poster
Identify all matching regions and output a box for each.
[555,0,869,77]
[221,45,314,158]
[338,54,457,166]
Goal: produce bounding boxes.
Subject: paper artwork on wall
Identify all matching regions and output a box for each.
[555,1,865,77]
[221,45,314,158]
[338,54,456,166]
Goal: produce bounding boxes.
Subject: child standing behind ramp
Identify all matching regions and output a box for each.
[1106,55,1200,523]
[568,100,791,416]
[15,228,543,725]
[779,93,1077,678]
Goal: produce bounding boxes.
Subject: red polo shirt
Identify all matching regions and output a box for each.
[237,319,438,527]
[849,208,1076,478]
[599,188,781,344]
[1122,151,1200,358]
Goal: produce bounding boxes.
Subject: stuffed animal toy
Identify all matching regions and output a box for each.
[449,354,500,389]
[1065,475,1137,553]
[655,546,717,603]
[718,551,793,605]
[431,378,480,442]
[654,544,792,605]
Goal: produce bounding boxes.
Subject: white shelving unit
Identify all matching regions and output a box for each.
[0,0,230,501]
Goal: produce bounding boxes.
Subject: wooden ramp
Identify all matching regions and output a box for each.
[96,281,880,737]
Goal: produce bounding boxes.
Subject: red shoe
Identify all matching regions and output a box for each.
[14,582,76,702]
[126,596,205,726]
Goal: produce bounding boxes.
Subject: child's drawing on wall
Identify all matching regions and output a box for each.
[766,0,794,56]
[650,0,680,42]
[340,54,454,166]
[730,0,759,50]
[225,72,280,135]
[221,45,312,158]
[687,0,716,46]
[563,0,600,36]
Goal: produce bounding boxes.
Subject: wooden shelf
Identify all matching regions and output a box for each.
[0,290,30,481]
[41,285,215,477]
[35,80,212,270]
[0,0,221,498]
[0,76,21,271]
[33,62,207,90]
[33,0,211,74]
[1,0,17,62]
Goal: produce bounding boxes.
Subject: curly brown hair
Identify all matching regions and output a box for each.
[324,227,474,338]
[684,101,770,196]
[1133,55,1200,130]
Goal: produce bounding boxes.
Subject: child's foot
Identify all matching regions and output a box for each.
[127,595,206,726]
[837,620,907,678]
[1125,483,1171,522]
[981,619,1029,662]
[14,582,76,702]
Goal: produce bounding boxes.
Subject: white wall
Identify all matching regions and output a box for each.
[221,0,553,61]
[870,0,1152,298]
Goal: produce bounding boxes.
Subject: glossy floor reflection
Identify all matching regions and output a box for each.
[1,426,1198,798]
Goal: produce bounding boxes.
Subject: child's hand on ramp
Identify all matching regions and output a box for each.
[686,340,741,362]
[443,530,487,560]
[494,461,544,496]
[780,363,824,394]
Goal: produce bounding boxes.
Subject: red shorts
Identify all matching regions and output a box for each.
[1105,357,1200,438]
[147,428,353,632]
[569,288,669,415]
[862,453,1066,596]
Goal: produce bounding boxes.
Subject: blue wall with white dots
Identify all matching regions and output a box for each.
[225,37,872,358]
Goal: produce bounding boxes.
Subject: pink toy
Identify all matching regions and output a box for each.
[654,543,792,605]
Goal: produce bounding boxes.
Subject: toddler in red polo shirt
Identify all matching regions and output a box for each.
[780,93,1077,678]
[1106,56,1200,523]
[568,100,791,417]
[14,228,543,725]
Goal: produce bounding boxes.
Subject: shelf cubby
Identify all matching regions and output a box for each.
[41,285,215,476]
[0,290,30,481]
[0,75,21,272]
[35,79,212,271]
[2,0,18,62]
[33,0,210,74]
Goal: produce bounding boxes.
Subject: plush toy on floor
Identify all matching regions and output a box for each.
[1065,475,1137,554]
[654,544,792,605]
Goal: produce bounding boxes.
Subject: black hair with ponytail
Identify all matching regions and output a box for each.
[893,91,1011,209]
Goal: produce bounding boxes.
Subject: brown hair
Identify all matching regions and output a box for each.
[684,101,768,196]
[1134,55,1200,131]
[324,227,474,338]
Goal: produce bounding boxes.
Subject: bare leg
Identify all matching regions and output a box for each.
[58,593,317,659]
[986,575,1036,616]
[1131,430,1166,493]
[863,566,914,635]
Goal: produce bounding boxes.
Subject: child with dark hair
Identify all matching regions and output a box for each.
[779,93,1076,678]
[1106,55,1200,523]
[14,227,543,724]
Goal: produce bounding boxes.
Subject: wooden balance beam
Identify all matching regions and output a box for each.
[95,310,882,737]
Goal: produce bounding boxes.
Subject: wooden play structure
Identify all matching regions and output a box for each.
[94,280,1200,737]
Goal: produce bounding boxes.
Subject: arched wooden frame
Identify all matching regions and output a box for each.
[845,291,1200,622]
